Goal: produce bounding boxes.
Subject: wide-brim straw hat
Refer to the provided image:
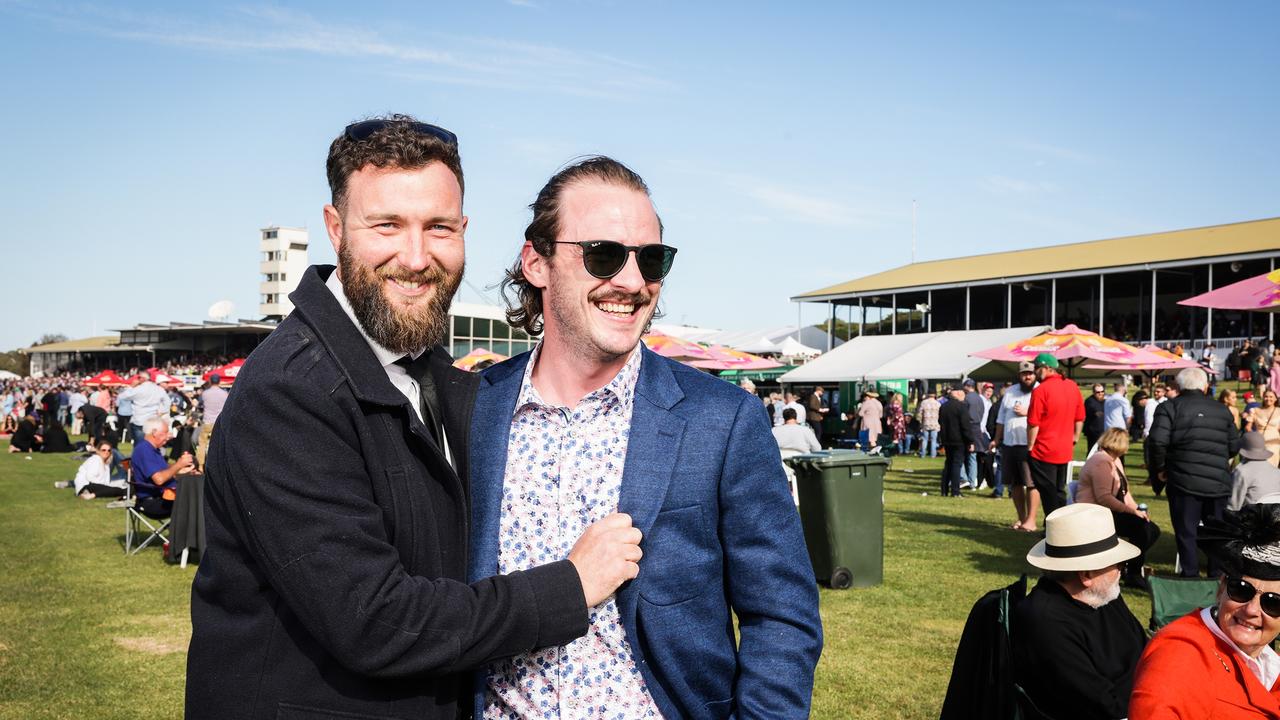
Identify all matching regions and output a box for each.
[1027,504,1140,572]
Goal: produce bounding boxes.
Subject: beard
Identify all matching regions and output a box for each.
[1019,378,1035,392]
[1079,571,1122,608]
[338,239,463,355]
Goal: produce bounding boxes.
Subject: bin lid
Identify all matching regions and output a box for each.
[785,449,890,467]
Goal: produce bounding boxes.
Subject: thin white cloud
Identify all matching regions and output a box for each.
[506,0,540,7]
[1,1,674,98]
[663,162,888,229]
[979,174,1059,195]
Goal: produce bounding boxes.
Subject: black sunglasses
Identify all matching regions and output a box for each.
[552,241,678,283]
[1225,576,1280,618]
[343,120,458,147]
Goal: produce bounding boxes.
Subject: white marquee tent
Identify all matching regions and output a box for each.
[779,326,1049,384]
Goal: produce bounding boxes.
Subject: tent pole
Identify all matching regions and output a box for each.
[828,303,834,351]
[1099,274,1105,336]
[1050,279,1057,328]
[927,290,933,333]
[1151,270,1158,344]
[1207,264,1214,343]
[965,287,971,331]
[1007,284,1012,328]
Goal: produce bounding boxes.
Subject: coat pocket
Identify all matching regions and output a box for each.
[639,504,718,606]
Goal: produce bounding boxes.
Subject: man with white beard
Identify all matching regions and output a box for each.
[1013,504,1147,720]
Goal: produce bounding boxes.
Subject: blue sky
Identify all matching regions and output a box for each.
[2,1,1277,351]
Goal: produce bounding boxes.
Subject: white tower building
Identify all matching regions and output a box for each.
[259,226,309,319]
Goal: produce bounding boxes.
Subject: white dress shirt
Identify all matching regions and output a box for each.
[325,270,452,467]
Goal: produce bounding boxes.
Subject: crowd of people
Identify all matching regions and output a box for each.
[4,369,231,523]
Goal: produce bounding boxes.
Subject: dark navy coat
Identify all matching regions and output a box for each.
[186,266,587,720]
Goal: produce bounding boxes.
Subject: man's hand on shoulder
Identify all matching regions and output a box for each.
[568,513,642,607]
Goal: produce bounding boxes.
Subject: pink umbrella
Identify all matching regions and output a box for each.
[1179,269,1280,312]
[1082,344,1217,377]
[971,324,1170,369]
[689,345,783,371]
[453,347,509,372]
[642,332,715,361]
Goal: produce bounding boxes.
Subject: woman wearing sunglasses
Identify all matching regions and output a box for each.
[1130,503,1280,718]
[70,441,129,500]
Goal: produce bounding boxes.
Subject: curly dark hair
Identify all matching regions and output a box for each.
[325,113,464,213]
[501,156,662,335]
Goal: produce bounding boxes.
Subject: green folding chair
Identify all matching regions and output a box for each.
[1147,575,1219,633]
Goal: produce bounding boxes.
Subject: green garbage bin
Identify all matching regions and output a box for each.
[785,450,889,589]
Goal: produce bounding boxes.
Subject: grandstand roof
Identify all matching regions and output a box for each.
[794,216,1280,301]
[21,336,128,353]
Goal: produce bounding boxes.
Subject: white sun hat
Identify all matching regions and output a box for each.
[1026,504,1140,572]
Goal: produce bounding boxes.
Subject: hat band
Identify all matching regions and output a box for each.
[1045,533,1119,558]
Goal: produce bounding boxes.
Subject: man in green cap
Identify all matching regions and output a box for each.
[1025,352,1085,517]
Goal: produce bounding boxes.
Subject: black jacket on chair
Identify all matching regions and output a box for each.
[1147,388,1241,498]
[186,266,587,720]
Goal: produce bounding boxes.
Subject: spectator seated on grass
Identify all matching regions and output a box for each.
[1014,504,1147,720]
[70,440,128,500]
[8,415,42,453]
[39,419,73,453]
[131,416,195,517]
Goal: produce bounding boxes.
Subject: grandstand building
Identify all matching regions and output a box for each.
[793,217,1280,351]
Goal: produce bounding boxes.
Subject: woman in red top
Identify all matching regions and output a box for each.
[1130,504,1280,718]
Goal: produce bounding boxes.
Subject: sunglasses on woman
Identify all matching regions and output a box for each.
[552,241,678,283]
[1225,576,1280,618]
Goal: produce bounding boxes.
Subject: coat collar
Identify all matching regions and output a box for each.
[290,265,477,468]
[289,265,407,409]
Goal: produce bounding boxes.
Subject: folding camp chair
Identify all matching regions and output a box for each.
[940,575,1028,720]
[122,461,171,556]
[1147,575,1218,633]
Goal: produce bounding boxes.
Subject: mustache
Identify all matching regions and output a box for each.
[589,289,653,305]
[376,264,449,284]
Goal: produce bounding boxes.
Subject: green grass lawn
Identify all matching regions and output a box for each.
[0,435,1174,720]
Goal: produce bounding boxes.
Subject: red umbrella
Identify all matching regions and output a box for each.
[84,369,128,387]
[147,367,185,388]
[204,358,246,384]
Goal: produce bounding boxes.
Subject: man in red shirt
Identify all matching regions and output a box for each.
[1026,353,1085,517]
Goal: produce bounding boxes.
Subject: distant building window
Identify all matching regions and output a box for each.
[279,272,286,281]
[289,243,307,251]
[265,230,278,239]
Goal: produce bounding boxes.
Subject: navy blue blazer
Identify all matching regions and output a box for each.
[469,345,823,719]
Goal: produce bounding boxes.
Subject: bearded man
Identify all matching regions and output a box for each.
[1013,504,1147,720]
[186,117,643,720]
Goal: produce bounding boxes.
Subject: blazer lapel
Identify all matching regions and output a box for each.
[467,353,530,583]
[616,348,686,616]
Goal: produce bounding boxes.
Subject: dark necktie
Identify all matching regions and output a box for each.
[394,352,445,454]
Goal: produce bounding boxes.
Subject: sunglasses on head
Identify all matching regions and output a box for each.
[1225,576,1280,618]
[552,241,678,283]
[343,120,457,147]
